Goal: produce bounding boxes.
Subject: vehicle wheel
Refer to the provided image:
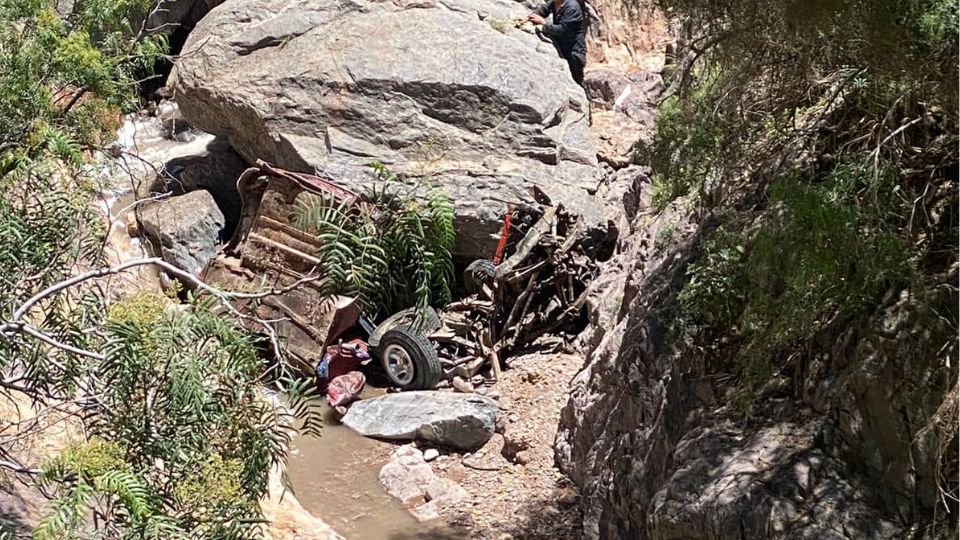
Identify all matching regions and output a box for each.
[377,326,442,390]
[464,259,495,294]
[367,307,440,348]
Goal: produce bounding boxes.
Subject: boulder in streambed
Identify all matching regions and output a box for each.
[379,444,469,522]
[171,0,606,258]
[149,137,248,232]
[342,391,498,450]
[138,189,225,275]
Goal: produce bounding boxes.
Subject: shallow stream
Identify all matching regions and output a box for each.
[286,388,459,539]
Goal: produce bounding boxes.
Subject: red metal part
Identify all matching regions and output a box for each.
[492,206,513,265]
[257,160,361,205]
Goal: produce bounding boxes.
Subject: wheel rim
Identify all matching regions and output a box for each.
[383,343,415,385]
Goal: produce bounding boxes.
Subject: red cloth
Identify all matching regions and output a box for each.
[316,339,368,390]
[325,341,363,380]
[327,371,365,407]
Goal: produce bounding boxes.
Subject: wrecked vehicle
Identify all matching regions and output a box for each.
[201,161,603,392]
[201,161,444,390]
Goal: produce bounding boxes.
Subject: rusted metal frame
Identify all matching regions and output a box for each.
[256,160,361,205]
[247,233,324,266]
[256,215,327,248]
[494,206,557,280]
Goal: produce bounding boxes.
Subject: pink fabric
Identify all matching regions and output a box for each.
[325,339,368,380]
[327,371,366,407]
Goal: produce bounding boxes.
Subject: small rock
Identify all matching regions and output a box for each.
[410,500,440,522]
[495,413,507,433]
[425,477,468,505]
[423,448,440,462]
[462,433,509,471]
[513,450,532,465]
[452,376,474,393]
[379,445,434,506]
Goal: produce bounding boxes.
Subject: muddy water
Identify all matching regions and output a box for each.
[286,389,460,540]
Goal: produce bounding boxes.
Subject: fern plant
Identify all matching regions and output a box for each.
[292,161,455,318]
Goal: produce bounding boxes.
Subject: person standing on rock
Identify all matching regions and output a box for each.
[526,0,588,86]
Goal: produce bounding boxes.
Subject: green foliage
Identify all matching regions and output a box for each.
[675,166,914,404]
[105,291,167,327]
[0,0,170,395]
[0,2,321,539]
[639,89,730,210]
[675,229,745,327]
[35,439,157,539]
[0,2,321,520]
[0,0,167,170]
[643,0,958,210]
[29,296,322,539]
[43,438,128,479]
[648,0,956,417]
[292,161,455,318]
[175,454,246,517]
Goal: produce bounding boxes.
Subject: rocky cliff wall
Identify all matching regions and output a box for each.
[556,166,957,539]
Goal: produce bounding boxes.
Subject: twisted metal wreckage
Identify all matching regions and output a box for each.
[201,161,603,397]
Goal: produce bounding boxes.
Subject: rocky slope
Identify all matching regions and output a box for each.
[120,0,959,538]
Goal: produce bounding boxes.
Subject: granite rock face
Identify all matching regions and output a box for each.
[171,0,606,257]
[555,173,954,539]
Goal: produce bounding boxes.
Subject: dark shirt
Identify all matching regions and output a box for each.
[535,0,587,62]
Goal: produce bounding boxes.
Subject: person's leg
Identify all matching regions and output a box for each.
[567,56,585,86]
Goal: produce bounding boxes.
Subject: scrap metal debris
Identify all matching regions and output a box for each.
[430,204,599,381]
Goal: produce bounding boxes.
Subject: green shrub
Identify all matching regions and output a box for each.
[32,297,322,538]
[676,169,912,403]
[292,161,455,317]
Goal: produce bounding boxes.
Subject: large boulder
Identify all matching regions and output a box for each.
[171,0,606,257]
[342,391,498,450]
[139,189,225,275]
[150,137,248,232]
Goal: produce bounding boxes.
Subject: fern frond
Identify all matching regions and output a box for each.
[94,469,152,520]
[33,482,92,540]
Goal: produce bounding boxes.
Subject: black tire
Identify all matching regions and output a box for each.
[367,307,440,348]
[376,326,442,390]
[464,259,496,294]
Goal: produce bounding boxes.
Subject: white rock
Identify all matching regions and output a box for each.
[342,391,499,450]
